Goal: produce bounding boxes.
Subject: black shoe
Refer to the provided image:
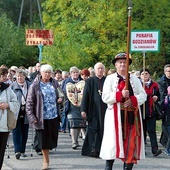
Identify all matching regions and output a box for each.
[124,163,134,170]
[90,150,99,158]
[15,152,21,160]
[153,149,162,156]
[105,160,114,170]
[35,148,42,155]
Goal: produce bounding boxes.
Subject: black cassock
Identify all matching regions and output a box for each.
[81,76,107,157]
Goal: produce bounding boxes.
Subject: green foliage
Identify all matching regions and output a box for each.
[42,0,128,70]
[0,14,37,68]
[0,0,44,27]
[1,0,170,76]
[41,0,170,75]
[0,0,20,25]
[130,0,170,78]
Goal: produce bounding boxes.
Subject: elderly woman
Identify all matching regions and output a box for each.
[26,64,62,170]
[62,66,85,149]
[10,69,32,159]
[79,68,90,140]
[0,67,19,169]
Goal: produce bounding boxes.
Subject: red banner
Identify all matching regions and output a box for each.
[26,29,54,46]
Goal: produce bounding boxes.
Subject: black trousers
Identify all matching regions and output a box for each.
[0,132,9,169]
[143,116,158,152]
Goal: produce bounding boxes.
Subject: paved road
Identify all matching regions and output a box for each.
[2,128,170,170]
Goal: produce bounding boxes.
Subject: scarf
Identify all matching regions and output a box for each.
[18,82,27,105]
[144,81,158,114]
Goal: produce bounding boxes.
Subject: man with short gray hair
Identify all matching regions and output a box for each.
[81,62,107,158]
[158,64,170,156]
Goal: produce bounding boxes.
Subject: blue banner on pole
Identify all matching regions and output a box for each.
[38,44,43,62]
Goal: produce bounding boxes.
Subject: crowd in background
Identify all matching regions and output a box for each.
[1,59,170,170]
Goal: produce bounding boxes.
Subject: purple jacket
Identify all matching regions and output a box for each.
[26,76,60,129]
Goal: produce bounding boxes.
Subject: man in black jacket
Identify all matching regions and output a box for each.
[158,64,170,156]
[29,62,42,155]
[29,63,41,82]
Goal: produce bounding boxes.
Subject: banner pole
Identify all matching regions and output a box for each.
[124,0,132,139]
[142,51,146,120]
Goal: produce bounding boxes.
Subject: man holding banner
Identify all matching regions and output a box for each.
[100,53,147,170]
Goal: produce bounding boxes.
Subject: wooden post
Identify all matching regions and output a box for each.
[142,51,146,119]
[124,0,132,139]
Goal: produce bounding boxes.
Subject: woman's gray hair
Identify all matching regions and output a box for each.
[16,69,27,77]
[40,64,53,73]
[69,66,79,73]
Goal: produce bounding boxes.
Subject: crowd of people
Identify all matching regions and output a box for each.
[0,54,170,170]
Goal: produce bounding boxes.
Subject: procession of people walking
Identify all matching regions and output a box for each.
[0,59,169,170]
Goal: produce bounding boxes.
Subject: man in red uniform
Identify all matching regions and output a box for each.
[100,53,147,170]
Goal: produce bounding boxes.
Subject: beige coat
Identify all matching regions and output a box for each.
[0,87,20,132]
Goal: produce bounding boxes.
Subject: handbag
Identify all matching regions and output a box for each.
[6,90,17,130]
[57,87,65,98]
[154,102,165,120]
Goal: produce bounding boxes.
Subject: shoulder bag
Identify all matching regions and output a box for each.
[6,90,17,130]
[57,87,65,98]
[154,102,165,120]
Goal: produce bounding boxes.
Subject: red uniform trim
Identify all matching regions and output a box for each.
[130,96,137,107]
[114,103,120,158]
[116,91,122,102]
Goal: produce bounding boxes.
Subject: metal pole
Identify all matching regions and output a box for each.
[36,0,44,29]
[18,0,25,28]
[124,0,132,139]
[30,0,33,27]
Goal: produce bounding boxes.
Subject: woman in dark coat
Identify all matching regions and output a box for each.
[26,64,62,170]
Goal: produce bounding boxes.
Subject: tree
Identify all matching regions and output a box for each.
[0,0,44,27]
[41,0,170,77]
[41,0,128,70]
[0,14,37,68]
[131,0,170,78]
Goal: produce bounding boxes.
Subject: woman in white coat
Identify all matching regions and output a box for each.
[0,67,20,169]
